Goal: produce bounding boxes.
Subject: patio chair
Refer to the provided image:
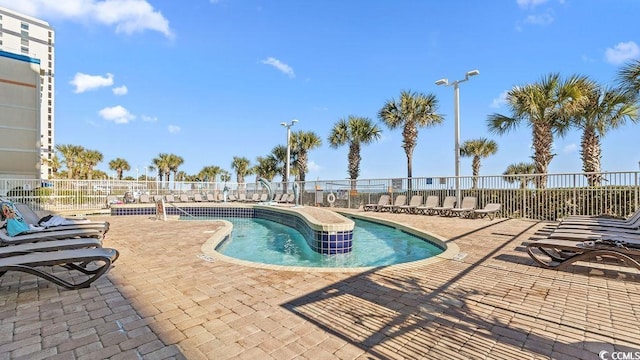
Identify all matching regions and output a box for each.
[381,195,407,213]
[0,227,102,246]
[139,194,151,203]
[165,194,176,203]
[0,247,119,290]
[449,196,477,218]
[14,203,110,235]
[193,193,204,202]
[363,195,390,212]
[396,195,423,214]
[432,196,456,216]
[560,207,640,225]
[238,193,247,202]
[206,193,216,202]
[472,203,501,220]
[259,193,268,202]
[228,194,238,202]
[273,193,283,203]
[415,196,439,215]
[526,238,640,271]
[555,212,640,231]
[250,193,260,202]
[153,195,163,203]
[0,237,103,258]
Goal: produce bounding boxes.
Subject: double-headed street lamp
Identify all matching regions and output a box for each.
[280,119,298,192]
[435,69,479,207]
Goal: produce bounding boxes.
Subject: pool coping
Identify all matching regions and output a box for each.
[199,208,460,273]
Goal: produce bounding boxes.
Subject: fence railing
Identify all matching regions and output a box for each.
[1,171,639,221]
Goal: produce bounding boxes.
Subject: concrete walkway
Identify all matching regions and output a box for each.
[0,211,639,359]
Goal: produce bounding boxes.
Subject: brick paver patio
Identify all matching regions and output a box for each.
[1,209,639,359]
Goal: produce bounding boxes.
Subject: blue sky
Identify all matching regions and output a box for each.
[4,0,640,181]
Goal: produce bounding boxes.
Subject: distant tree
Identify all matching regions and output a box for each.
[268,145,288,184]
[109,158,131,180]
[488,73,593,188]
[290,130,322,182]
[379,90,444,187]
[152,153,171,187]
[47,153,61,177]
[198,165,223,182]
[572,82,639,186]
[618,59,640,96]
[77,149,103,180]
[503,162,536,189]
[328,115,382,189]
[231,156,253,191]
[460,138,498,189]
[254,156,278,181]
[220,171,231,183]
[55,144,85,179]
[168,154,184,188]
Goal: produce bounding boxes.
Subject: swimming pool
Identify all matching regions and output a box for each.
[209,216,444,268]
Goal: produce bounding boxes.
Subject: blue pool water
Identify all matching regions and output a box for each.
[210,217,443,268]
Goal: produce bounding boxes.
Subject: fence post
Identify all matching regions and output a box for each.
[571,174,578,215]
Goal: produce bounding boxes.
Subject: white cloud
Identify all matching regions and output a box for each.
[141,115,157,122]
[605,41,640,65]
[98,105,135,124]
[261,57,295,78]
[523,13,554,26]
[516,0,549,9]
[307,161,321,172]
[112,85,128,95]
[0,0,174,38]
[490,90,509,109]
[563,143,577,153]
[70,72,114,93]
[168,125,181,133]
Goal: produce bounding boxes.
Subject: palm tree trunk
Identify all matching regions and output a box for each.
[472,156,480,189]
[580,126,602,186]
[532,124,554,189]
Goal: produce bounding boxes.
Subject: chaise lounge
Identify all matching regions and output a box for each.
[0,247,119,290]
[472,203,502,220]
[526,238,640,271]
[363,195,390,212]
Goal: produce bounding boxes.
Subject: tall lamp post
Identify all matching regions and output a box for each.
[280,119,298,193]
[435,69,479,207]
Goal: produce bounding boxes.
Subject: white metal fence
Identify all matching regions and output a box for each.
[2,171,639,220]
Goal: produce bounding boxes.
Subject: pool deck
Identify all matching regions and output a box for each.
[1,208,639,359]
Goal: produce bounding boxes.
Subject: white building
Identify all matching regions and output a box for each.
[0,6,54,179]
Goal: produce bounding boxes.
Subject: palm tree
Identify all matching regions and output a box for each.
[254,156,278,181]
[80,149,103,180]
[220,171,231,182]
[55,144,85,179]
[109,158,131,180]
[268,145,288,184]
[328,116,382,189]
[198,165,222,182]
[379,90,444,189]
[487,73,592,188]
[618,59,640,96]
[572,83,639,186]
[47,153,61,178]
[291,130,322,182]
[167,154,184,188]
[460,138,498,189]
[152,153,171,188]
[231,157,253,192]
[503,162,536,189]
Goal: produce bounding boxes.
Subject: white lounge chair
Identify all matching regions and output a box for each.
[396,195,423,214]
[363,195,390,212]
[416,196,439,215]
[472,203,501,220]
[432,196,456,216]
[381,195,407,213]
[449,196,477,217]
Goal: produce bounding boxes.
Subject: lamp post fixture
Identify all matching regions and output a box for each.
[280,119,298,193]
[435,69,479,207]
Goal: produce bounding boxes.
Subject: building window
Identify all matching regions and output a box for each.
[21,38,28,46]
[21,23,29,30]
[21,46,28,54]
